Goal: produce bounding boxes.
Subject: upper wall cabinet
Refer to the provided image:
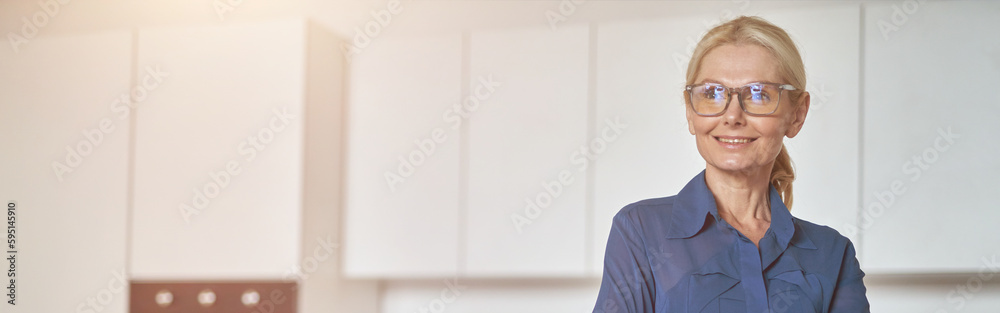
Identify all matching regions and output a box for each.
[0,31,132,313]
[591,4,862,275]
[592,17,711,276]
[763,7,861,247]
[861,1,1000,273]
[344,34,463,278]
[132,18,376,312]
[465,25,590,277]
[132,20,308,280]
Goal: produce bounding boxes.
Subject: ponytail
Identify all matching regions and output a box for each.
[770,144,795,210]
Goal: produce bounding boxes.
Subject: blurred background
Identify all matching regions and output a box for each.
[1,0,999,312]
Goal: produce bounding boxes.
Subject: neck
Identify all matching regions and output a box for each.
[704,164,773,224]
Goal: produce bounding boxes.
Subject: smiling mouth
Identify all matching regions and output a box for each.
[714,137,757,144]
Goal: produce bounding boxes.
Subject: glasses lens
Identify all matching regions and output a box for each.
[690,84,728,115]
[740,84,780,115]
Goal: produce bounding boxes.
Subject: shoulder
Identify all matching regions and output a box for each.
[614,196,677,218]
[610,195,680,231]
[788,217,866,283]
[791,217,858,252]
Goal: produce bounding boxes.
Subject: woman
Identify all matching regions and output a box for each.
[593,16,869,312]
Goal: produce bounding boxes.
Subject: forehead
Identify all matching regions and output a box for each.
[695,44,783,86]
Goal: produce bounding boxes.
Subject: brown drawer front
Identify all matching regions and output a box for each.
[130,281,297,313]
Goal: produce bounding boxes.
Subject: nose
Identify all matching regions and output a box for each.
[722,91,745,126]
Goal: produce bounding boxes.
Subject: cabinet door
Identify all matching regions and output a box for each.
[131,20,307,279]
[0,31,132,313]
[465,25,590,277]
[762,6,861,248]
[861,1,1000,273]
[344,34,463,277]
[592,18,707,275]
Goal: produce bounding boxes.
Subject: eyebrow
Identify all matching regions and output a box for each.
[696,79,781,86]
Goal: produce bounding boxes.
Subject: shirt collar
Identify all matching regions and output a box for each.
[666,170,810,252]
[667,170,719,239]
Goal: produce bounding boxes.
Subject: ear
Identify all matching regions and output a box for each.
[784,92,810,138]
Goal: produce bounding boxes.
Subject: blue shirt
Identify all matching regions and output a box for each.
[593,170,869,313]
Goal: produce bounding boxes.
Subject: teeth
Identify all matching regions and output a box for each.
[716,137,753,144]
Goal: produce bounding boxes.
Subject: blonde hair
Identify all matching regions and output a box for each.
[685,16,805,210]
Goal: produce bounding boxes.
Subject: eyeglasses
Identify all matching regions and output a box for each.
[685,82,797,116]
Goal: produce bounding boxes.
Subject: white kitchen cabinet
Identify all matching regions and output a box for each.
[0,31,132,313]
[343,34,463,278]
[592,18,708,276]
[344,4,863,279]
[465,25,590,277]
[762,5,861,250]
[130,19,374,310]
[861,1,1000,273]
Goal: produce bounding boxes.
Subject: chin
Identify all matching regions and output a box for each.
[708,159,765,174]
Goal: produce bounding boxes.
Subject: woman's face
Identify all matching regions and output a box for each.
[686,44,809,175]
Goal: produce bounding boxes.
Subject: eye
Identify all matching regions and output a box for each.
[745,85,771,102]
[700,85,726,100]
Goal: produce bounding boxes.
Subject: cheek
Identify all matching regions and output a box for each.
[748,119,790,152]
[690,118,716,135]
[755,121,786,138]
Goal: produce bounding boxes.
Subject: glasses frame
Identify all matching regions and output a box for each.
[685,82,797,116]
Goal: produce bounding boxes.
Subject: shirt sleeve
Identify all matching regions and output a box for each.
[828,240,871,312]
[593,210,656,313]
